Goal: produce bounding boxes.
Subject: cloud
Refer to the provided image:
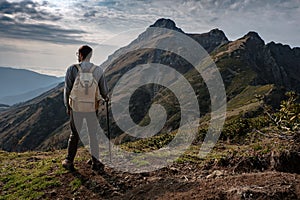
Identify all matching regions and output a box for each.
[0,0,299,78]
[0,21,89,44]
[0,15,14,21]
[0,0,90,44]
[2,0,300,46]
[83,10,97,18]
[66,0,299,46]
[0,0,61,21]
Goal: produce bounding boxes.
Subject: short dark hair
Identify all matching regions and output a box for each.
[79,45,92,60]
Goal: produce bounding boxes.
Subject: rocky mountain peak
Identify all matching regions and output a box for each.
[243,31,265,45]
[187,28,228,53]
[149,18,184,33]
[267,41,292,52]
[208,28,228,41]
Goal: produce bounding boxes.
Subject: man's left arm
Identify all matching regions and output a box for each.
[98,70,109,101]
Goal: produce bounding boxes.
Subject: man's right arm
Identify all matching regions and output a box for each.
[64,65,76,114]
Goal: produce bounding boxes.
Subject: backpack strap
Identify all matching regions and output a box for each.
[74,64,82,73]
[90,64,97,73]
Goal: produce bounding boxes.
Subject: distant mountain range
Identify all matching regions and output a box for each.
[0,18,300,152]
[0,67,63,105]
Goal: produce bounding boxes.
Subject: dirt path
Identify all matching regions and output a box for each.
[46,154,300,200]
[124,172,299,200]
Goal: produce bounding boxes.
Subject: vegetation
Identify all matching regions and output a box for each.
[270,91,300,132]
[0,150,67,199]
[120,91,300,165]
[0,91,299,198]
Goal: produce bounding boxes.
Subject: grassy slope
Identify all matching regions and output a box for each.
[0,133,298,199]
[0,150,64,199]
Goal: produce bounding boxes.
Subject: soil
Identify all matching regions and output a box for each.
[43,149,300,200]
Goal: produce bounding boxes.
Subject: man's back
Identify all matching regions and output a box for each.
[64,61,108,112]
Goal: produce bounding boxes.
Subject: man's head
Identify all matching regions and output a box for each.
[77,45,92,62]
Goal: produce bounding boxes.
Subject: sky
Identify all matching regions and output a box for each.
[0,0,299,76]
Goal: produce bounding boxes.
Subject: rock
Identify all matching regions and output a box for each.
[49,190,57,196]
[169,167,179,174]
[182,175,189,182]
[206,170,225,179]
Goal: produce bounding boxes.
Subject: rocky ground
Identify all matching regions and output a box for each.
[42,148,300,199]
[53,158,300,200]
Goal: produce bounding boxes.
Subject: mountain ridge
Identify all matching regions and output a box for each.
[0,18,299,152]
[0,66,63,105]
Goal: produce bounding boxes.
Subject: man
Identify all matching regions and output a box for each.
[63,45,109,171]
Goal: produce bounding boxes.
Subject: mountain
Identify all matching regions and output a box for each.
[0,103,9,112]
[0,67,63,105]
[0,82,69,151]
[0,82,60,105]
[0,18,300,152]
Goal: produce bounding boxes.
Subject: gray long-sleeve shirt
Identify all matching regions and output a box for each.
[64,61,109,111]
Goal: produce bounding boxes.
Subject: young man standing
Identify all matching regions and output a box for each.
[63,45,109,171]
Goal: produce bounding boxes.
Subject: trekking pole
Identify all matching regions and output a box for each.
[105,99,112,162]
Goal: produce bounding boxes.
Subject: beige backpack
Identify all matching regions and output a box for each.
[69,64,101,112]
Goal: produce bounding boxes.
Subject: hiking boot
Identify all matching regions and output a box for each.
[62,159,75,171]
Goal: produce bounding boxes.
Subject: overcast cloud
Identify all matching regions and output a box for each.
[0,0,89,44]
[0,0,299,76]
[71,0,300,45]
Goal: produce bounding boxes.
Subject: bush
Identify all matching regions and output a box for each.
[273,92,300,131]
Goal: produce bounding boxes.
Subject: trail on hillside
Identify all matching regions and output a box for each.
[1,140,299,200]
[42,149,300,200]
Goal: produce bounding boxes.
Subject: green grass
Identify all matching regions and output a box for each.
[121,131,177,153]
[69,178,82,192]
[0,151,63,200]
[173,134,291,167]
[228,84,274,110]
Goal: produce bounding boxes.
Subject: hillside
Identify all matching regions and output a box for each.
[1,136,299,199]
[0,18,299,152]
[0,67,62,105]
[0,83,69,152]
